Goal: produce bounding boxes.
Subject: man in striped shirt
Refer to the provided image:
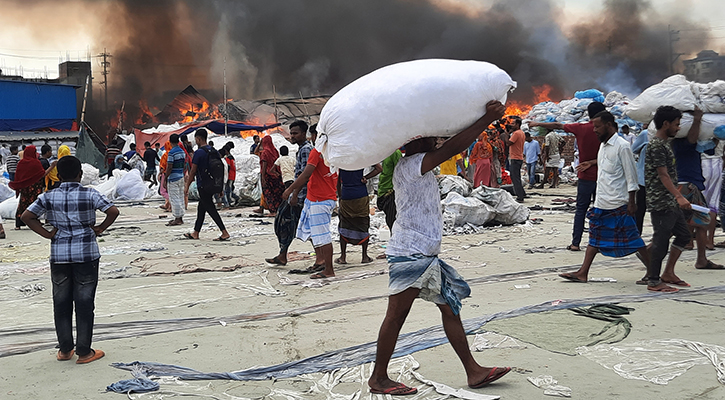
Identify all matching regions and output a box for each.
[6,145,20,181]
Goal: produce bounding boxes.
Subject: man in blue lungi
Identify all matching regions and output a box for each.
[557,112,676,290]
[367,101,511,396]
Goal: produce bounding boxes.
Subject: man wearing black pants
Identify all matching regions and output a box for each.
[183,128,230,241]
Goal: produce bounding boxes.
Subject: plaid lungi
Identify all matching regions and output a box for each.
[387,254,471,315]
[296,199,335,248]
[587,205,645,257]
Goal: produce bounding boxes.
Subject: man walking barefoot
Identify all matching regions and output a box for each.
[368,101,511,395]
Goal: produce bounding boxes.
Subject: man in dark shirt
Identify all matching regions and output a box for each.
[670,107,723,272]
[530,102,606,251]
[143,141,159,187]
[124,143,137,160]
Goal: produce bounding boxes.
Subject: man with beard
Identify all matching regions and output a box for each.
[558,111,657,288]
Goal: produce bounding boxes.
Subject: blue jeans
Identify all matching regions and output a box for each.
[527,162,537,186]
[572,179,597,247]
[51,259,99,357]
[224,181,240,207]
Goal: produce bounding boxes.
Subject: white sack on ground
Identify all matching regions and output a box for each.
[0,182,13,203]
[438,175,473,198]
[81,163,100,186]
[316,59,516,170]
[442,192,495,226]
[115,169,147,201]
[0,196,18,219]
[471,186,530,225]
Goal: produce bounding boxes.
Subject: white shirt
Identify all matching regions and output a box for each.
[387,153,442,257]
[274,155,296,182]
[594,134,639,210]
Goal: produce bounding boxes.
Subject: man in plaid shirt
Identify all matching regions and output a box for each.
[22,156,119,364]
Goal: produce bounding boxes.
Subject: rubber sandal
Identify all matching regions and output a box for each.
[310,272,333,279]
[662,279,691,287]
[696,261,725,270]
[182,233,199,240]
[369,383,418,395]
[213,236,230,241]
[566,245,581,252]
[265,257,287,266]
[635,277,649,285]
[288,264,325,274]
[76,349,104,364]
[57,349,74,361]
[559,272,586,283]
[647,284,679,293]
[469,366,512,389]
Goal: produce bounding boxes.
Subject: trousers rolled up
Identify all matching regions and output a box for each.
[51,259,99,357]
[167,178,185,218]
[194,188,226,233]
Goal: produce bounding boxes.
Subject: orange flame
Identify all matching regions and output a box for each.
[504,84,554,117]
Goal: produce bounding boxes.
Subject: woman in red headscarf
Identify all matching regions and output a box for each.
[258,135,283,216]
[9,145,46,229]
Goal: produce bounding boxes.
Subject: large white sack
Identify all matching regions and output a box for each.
[471,186,529,225]
[115,169,147,201]
[81,163,100,186]
[93,177,117,199]
[625,75,697,123]
[438,175,472,198]
[0,182,14,203]
[647,113,725,141]
[0,196,18,219]
[441,192,495,226]
[316,59,516,170]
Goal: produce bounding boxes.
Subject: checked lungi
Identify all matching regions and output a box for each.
[387,254,471,315]
[296,199,335,248]
[587,205,645,257]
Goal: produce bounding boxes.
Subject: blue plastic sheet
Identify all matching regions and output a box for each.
[106,378,159,394]
[714,125,725,140]
[574,89,606,103]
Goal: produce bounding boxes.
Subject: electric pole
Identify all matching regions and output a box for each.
[668,25,684,74]
[98,48,112,111]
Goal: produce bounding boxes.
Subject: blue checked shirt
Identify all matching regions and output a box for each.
[26,182,114,264]
[295,141,313,202]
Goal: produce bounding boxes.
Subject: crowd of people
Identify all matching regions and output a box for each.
[3,102,725,395]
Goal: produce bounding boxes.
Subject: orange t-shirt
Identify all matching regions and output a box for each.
[306,148,338,202]
[509,129,525,161]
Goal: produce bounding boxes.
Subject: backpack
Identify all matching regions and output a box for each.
[200,146,225,193]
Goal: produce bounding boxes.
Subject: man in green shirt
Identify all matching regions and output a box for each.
[377,149,403,231]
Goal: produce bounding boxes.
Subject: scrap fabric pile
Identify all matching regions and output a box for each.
[525,89,644,134]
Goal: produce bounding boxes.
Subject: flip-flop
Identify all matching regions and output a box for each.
[265,257,287,266]
[469,366,512,389]
[288,264,325,274]
[662,279,691,287]
[369,383,418,395]
[165,221,183,226]
[559,272,587,283]
[697,261,725,270]
[76,349,105,364]
[57,349,74,361]
[334,257,348,265]
[647,284,679,293]
[566,245,581,251]
[213,236,230,241]
[182,233,199,240]
[310,272,333,279]
[635,277,649,285]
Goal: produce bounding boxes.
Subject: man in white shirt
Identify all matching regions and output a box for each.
[368,101,511,395]
[559,111,650,283]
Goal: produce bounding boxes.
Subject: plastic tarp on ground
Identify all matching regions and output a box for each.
[0,80,78,131]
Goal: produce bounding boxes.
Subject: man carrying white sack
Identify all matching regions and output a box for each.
[368,100,511,395]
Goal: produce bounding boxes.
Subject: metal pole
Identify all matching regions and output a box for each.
[299,91,310,122]
[224,57,228,136]
[273,85,279,124]
[81,75,90,124]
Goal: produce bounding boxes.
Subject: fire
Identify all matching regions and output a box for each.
[504,84,554,117]
[177,100,223,123]
[135,100,158,125]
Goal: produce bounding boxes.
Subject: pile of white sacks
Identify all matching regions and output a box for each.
[524,89,644,135]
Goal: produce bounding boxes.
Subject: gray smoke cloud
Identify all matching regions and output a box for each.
[71,0,716,105]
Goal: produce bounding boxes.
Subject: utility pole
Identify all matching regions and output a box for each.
[668,25,684,74]
[98,48,112,111]
[223,57,228,136]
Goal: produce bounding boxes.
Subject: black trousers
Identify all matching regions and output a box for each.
[51,259,99,356]
[648,209,691,283]
[194,187,226,232]
[376,191,397,231]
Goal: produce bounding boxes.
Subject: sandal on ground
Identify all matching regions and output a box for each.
[559,272,586,283]
[566,245,581,251]
[662,279,690,287]
[369,383,418,395]
[57,349,74,361]
[696,260,725,270]
[182,233,199,240]
[213,236,230,241]
[334,257,348,264]
[647,284,679,293]
[165,221,183,226]
[635,277,649,285]
[469,367,512,389]
[310,272,333,279]
[265,256,287,266]
[76,349,104,364]
[288,264,324,274]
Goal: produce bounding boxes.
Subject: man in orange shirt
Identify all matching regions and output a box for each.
[282,147,338,279]
[506,118,526,202]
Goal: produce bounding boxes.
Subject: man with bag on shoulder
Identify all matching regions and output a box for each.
[183,128,230,241]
